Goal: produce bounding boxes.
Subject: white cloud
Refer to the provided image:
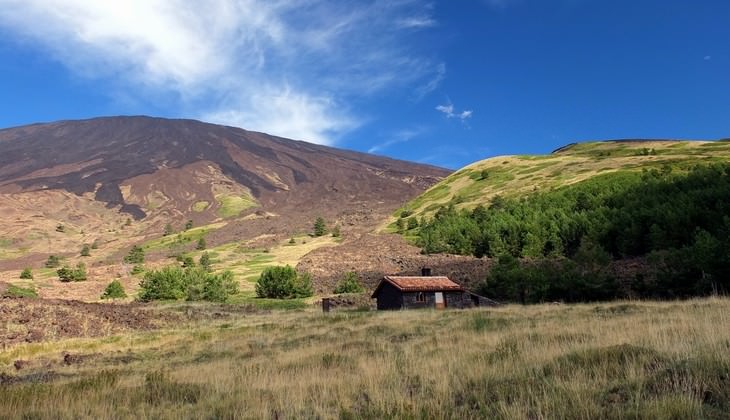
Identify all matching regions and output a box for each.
[204,85,357,145]
[436,102,473,121]
[367,127,425,154]
[396,16,437,29]
[0,0,440,145]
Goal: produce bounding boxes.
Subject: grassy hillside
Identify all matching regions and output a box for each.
[393,140,730,222]
[1,298,728,419]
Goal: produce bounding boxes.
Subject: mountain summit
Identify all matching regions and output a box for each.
[0,116,448,222]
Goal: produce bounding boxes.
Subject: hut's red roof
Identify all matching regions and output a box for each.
[371,276,464,297]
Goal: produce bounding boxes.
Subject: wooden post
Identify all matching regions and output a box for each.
[322,298,331,313]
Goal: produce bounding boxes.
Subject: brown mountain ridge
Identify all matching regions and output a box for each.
[0,116,449,273]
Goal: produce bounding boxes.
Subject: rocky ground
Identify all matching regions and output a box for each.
[298,233,493,294]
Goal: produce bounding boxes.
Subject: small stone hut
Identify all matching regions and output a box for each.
[371,269,498,310]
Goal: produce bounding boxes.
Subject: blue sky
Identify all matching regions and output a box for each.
[0,1,728,169]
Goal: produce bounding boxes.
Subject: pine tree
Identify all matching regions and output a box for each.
[313,217,327,237]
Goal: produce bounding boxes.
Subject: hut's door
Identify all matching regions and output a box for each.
[435,292,445,309]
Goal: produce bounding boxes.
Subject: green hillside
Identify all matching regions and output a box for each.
[391,140,730,303]
[393,140,730,222]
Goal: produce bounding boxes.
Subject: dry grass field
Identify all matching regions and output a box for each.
[1,297,728,419]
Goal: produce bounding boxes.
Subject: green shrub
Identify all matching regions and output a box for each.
[407,217,419,230]
[19,268,33,280]
[196,238,206,250]
[185,220,193,230]
[255,265,313,299]
[57,262,87,282]
[334,271,365,294]
[331,225,341,238]
[101,280,127,300]
[199,252,212,272]
[45,255,61,268]
[80,244,91,257]
[131,265,145,275]
[138,266,238,302]
[181,256,195,268]
[124,245,145,264]
[3,284,38,298]
[187,270,239,302]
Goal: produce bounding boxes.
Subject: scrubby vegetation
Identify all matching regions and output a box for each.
[19,268,33,280]
[44,255,60,268]
[124,245,145,264]
[137,266,238,302]
[0,299,727,418]
[57,262,87,282]
[100,280,127,300]
[255,265,313,299]
[334,271,365,294]
[415,164,730,302]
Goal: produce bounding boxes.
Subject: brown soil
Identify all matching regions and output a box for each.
[0,298,182,347]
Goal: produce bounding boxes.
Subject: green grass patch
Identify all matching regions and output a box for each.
[216,194,258,218]
[192,201,210,212]
[2,284,38,298]
[143,225,216,251]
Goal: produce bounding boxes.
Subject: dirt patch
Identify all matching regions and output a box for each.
[0,297,183,347]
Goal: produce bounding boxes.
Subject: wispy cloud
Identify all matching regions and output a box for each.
[413,62,446,101]
[368,127,426,154]
[396,16,437,29]
[0,0,440,145]
[436,102,473,121]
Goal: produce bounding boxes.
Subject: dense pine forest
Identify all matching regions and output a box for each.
[414,163,730,303]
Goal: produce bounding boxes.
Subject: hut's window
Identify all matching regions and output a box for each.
[416,292,426,302]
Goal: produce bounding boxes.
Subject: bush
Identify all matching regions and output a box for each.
[19,268,33,280]
[331,225,341,238]
[199,252,212,272]
[185,220,193,230]
[45,255,61,268]
[58,262,87,282]
[334,271,365,294]
[196,238,206,250]
[187,270,239,302]
[137,266,238,302]
[101,280,127,300]
[255,265,313,299]
[131,265,145,275]
[407,218,419,230]
[181,255,195,268]
[80,244,91,257]
[124,245,145,264]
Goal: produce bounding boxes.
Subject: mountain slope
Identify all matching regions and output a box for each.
[0,116,449,272]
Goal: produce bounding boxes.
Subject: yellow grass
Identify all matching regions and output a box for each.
[1,298,728,419]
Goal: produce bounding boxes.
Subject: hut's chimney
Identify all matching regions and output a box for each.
[421,267,432,277]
